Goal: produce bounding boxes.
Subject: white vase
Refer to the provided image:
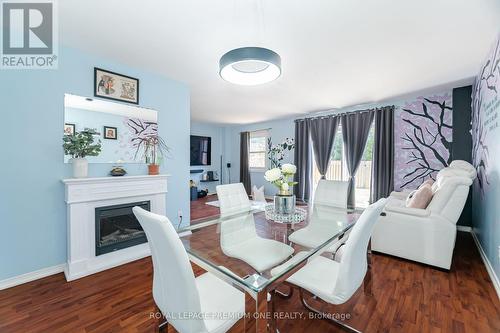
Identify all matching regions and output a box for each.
[71,158,88,178]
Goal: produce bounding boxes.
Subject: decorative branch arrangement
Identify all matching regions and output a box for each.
[267,137,295,168]
[397,95,452,189]
[126,118,158,148]
[133,134,170,165]
[63,128,102,158]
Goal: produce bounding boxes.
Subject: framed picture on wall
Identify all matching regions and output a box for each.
[94,67,139,104]
[64,123,75,135]
[103,126,117,140]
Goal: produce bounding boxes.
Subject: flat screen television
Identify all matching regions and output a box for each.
[190,135,211,166]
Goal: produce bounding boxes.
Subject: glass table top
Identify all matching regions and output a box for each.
[178,204,361,292]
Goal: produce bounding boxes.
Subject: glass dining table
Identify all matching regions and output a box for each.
[177,204,362,333]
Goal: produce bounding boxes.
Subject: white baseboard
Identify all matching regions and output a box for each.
[456,225,472,232]
[0,264,65,291]
[470,230,500,300]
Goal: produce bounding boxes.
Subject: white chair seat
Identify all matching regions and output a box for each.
[287,255,341,304]
[270,251,309,277]
[196,272,245,333]
[289,226,345,253]
[222,238,294,272]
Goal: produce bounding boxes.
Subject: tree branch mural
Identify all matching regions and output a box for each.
[394,93,453,190]
[472,37,499,194]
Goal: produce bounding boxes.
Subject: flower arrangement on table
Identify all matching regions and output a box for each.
[264,163,298,196]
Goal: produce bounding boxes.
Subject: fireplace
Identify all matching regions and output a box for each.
[95,201,150,256]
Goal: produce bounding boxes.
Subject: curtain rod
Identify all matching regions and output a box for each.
[294,105,394,122]
[239,127,272,134]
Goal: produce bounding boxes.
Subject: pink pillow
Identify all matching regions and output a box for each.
[406,184,433,209]
[419,179,434,188]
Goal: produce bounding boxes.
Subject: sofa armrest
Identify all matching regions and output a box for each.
[390,190,411,200]
[384,204,431,217]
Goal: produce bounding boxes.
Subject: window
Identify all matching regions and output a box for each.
[312,124,374,208]
[249,130,269,170]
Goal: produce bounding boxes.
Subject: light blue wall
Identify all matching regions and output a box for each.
[190,121,226,194]
[226,117,296,195]
[471,34,500,280]
[0,46,190,280]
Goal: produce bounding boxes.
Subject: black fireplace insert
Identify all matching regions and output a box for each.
[95,201,150,256]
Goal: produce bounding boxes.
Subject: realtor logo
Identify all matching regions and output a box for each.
[1,0,58,69]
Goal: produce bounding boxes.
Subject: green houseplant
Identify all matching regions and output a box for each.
[134,134,169,175]
[63,128,102,178]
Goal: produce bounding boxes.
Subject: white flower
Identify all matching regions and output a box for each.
[281,163,297,174]
[281,183,289,191]
[264,168,282,182]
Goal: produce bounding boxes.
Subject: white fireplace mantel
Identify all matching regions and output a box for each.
[62,175,169,281]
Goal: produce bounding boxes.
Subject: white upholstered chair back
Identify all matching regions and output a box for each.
[132,207,206,333]
[449,160,477,180]
[333,199,387,302]
[216,183,251,216]
[313,180,349,209]
[220,212,258,250]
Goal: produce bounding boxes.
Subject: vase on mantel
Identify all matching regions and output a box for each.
[71,158,88,178]
[148,164,160,175]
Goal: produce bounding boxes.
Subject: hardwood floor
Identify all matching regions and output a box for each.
[1,201,499,333]
[190,194,220,221]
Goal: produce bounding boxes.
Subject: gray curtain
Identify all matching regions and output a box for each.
[341,111,375,208]
[294,119,311,202]
[239,132,251,194]
[309,116,340,179]
[370,106,395,203]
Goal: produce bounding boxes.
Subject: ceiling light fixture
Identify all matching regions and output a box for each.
[219,47,281,86]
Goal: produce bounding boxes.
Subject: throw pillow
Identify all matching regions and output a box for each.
[252,185,266,202]
[406,184,433,209]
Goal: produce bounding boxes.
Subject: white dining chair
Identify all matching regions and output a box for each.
[216,183,295,272]
[289,180,350,252]
[132,207,245,333]
[285,199,387,332]
[216,183,252,216]
[314,179,349,209]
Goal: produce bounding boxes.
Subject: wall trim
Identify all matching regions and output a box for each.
[0,264,65,291]
[456,225,472,232]
[470,230,500,300]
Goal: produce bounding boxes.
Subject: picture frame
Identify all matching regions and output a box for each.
[94,67,139,104]
[103,126,118,140]
[64,123,75,135]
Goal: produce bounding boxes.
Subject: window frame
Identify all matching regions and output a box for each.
[248,129,269,172]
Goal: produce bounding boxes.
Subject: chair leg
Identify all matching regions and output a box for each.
[155,305,168,333]
[299,288,361,333]
[158,320,168,333]
[268,291,280,333]
[367,239,372,269]
[363,267,373,296]
[274,282,294,299]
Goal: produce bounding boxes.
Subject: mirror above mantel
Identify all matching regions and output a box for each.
[64,94,158,164]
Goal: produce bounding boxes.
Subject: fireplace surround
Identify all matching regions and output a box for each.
[62,175,168,281]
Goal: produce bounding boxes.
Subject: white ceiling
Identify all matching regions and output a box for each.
[60,0,500,125]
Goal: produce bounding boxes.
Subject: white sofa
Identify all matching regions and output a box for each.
[371,161,476,269]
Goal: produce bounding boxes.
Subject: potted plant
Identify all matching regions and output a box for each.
[264,163,298,214]
[63,128,102,178]
[134,134,169,175]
